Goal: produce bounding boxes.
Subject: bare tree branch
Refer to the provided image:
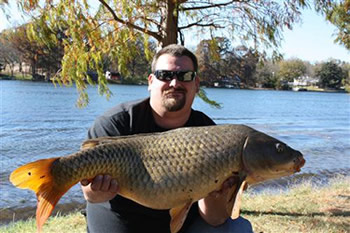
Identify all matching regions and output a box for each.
[181,0,244,11]
[179,22,225,30]
[98,0,162,41]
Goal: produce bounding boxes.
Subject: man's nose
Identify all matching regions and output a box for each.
[169,76,180,87]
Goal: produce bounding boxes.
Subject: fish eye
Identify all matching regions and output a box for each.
[276,143,284,153]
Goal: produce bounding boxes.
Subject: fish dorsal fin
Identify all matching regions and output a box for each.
[81,140,100,150]
[169,200,193,233]
[230,180,248,219]
[80,132,163,151]
[80,136,129,150]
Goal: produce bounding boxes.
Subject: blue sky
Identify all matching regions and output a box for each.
[0,6,348,63]
[279,8,349,63]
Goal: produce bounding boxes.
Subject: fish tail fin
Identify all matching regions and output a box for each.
[9,158,73,232]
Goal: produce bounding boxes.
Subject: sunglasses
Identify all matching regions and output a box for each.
[153,70,196,82]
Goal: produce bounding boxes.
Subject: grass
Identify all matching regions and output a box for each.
[0,73,32,80]
[305,86,348,93]
[13,74,32,80]
[243,176,350,233]
[0,212,86,233]
[1,176,349,233]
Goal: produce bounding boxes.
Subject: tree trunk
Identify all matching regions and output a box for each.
[160,0,178,47]
[31,59,36,79]
[10,64,14,77]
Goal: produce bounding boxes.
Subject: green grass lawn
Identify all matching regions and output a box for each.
[1,176,349,233]
[244,176,350,233]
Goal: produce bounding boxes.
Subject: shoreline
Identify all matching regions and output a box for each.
[1,76,348,94]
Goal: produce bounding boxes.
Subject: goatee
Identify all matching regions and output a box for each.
[162,88,187,112]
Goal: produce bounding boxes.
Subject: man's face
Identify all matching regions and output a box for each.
[148,54,199,112]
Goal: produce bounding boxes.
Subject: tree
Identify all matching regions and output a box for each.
[315,0,350,50]
[2,0,312,106]
[340,62,350,92]
[236,46,259,87]
[9,25,43,77]
[195,37,232,85]
[0,31,21,76]
[277,59,308,82]
[316,60,346,89]
[254,60,279,88]
[1,25,64,79]
[195,38,258,87]
[125,39,156,81]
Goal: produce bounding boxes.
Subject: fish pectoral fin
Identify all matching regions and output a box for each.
[225,182,239,216]
[169,200,193,233]
[230,180,248,219]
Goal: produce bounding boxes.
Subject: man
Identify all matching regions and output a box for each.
[81,44,253,233]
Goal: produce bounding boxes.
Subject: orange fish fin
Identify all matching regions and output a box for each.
[230,180,248,219]
[169,200,193,233]
[10,158,59,190]
[36,182,71,232]
[9,158,74,232]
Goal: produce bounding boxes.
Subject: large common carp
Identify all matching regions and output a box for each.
[10,124,305,232]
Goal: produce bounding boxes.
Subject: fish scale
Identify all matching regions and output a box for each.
[55,126,241,206]
[10,124,305,233]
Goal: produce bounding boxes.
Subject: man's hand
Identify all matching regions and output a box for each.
[198,176,238,226]
[81,175,119,203]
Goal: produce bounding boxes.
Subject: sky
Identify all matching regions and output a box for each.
[0,6,349,64]
[279,8,349,63]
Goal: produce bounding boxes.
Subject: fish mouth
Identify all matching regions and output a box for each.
[294,155,306,172]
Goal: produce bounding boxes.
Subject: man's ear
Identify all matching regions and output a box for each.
[148,74,154,91]
[195,76,200,93]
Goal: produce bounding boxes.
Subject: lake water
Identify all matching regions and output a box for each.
[1,80,349,211]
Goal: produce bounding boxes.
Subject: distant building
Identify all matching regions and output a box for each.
[106,71,121,80]
[213,75,241,88]
[293,76,318,87]
[292,76,319,91]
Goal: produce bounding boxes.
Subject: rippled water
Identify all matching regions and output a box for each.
[1,80,349,210]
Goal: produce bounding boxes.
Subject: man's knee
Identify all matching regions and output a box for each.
[185,216,253,233]
[86,202,126,233]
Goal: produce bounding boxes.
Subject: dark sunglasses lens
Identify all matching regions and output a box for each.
[154,71,195,82]
[155,71,173,81]
[180,72,195,82]
[154,71,169,81]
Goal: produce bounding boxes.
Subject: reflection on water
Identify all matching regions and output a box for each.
[1,81,349,211]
